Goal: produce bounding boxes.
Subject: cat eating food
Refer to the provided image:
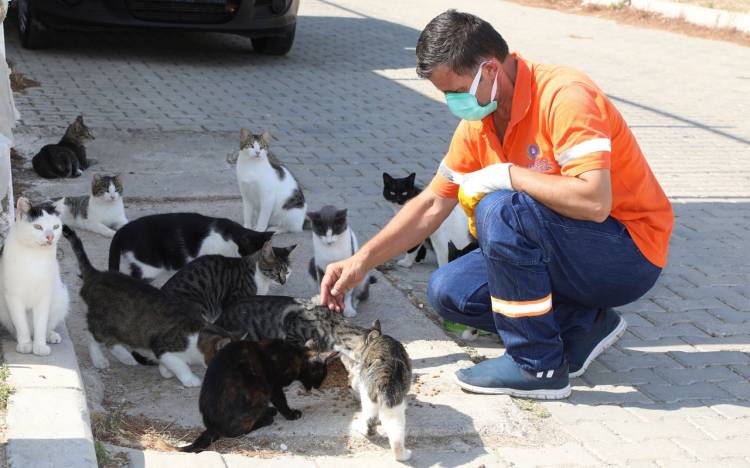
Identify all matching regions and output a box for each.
[234,129,307,233]
[63,226,231,387]
[181,338,337,452]
[32,115,94,179]
[0,198,69,356]
[307,206,375,318]
[341,320,412,461]
[161,240,296,323]
[382,172,473,268]
[108,212,274,282]
[53,174,128,238]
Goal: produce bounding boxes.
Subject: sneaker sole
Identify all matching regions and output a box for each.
[569,315,628,378]
[452,373,571,400]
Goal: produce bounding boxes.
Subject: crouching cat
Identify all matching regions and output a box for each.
[32,115,94,179]
[341,320,412,461]
[63,226,230,387]
[108,213,273,282]
[307,206,375,317]
[0,198,69,356]
[181,339,337,452]
[53,174,128,238]
[234,129,307,233]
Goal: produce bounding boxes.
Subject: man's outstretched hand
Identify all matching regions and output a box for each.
[320,255,368,313]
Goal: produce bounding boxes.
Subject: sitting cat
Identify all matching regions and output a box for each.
[32,115,94,179]
[52,174,128,238]
[307,206,376,318]
[63,226,230,387]
[341,320,412,461]
[215,295,369,356]
[161,240,296,323]
[181,339,337,452]
[235,129,307,233]
[0,198,69,356]
[108,212,273,282]
[382,172,473,268]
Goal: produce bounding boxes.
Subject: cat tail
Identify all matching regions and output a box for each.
[108,230,123,271]
[180,429,220,453]
[131,351,158,366]
[62,226,98,280]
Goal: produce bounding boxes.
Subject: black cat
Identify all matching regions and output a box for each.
[32,115,94,179]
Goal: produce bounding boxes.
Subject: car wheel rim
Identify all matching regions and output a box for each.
[17,0,29,35]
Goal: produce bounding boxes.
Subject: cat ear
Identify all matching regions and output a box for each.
[383,172,393,183]
[335,209,348,219]
[304,339,319,351]
[261,231,275,240]
[261,240,274,258]
[407,173,416,183]
[261,130,272,143]
[319,351,339,365]
[366,328,381,344]
[240,128,251,147]
[306,210,319,220]
[75,115,84,125]
[215,337,232,352]
[92,173,102,182]
[15,197,31,220]
[371,319,382,333]
[284,244,297,255]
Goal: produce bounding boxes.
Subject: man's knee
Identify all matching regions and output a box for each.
[427,267,456,318]
[474,190,545,263]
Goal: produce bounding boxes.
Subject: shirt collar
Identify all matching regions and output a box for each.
[481,52,532,133]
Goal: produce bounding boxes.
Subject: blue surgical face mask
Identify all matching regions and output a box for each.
[445,61,498,121]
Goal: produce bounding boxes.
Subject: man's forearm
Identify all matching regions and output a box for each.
[510,167,612,222]
[357,192,452,269]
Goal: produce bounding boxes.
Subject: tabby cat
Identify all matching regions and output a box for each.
[108,212,273,282]
[53,174,127,238]
[32,115,94,179]
[161,240,295,322]
[382,172,473,267]
[232,129,307,233]
[341,320,412,461]
[181,339,337,452]
[63,226,230,387]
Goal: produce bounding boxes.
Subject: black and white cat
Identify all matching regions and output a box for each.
[382,172,473,268]
[32,115,94,179]
[0,198,69,356]
[233,129,307,233]
[108,213,273,282]
[53,174,127,238]
[63,226,236,387]
[341,320,412,461]
[307,206,375,318]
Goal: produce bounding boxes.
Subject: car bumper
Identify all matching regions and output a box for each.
[33,0,299,36]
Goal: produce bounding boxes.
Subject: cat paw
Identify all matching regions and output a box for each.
[47,331,62,344]
[16,341,33,354]
[394,448,412,462]
[396,258,413,268]
[92,354,110,369]
[461,328,478,341]
[159,364,174,379]
[283,409,302,420]
[33,342,51,356]
[351,417,372,436]
[178,374,202,388]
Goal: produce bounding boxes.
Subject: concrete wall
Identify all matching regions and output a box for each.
[0,8,19,236]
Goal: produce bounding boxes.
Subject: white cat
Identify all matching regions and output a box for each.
[397,204,472,269]
[0,198,69,356]
[307,206,375,318]
[233,129,307,233]
[53,174,128,238]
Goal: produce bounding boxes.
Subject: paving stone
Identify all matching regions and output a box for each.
[583,439,694,464]
[604,420,706,442]
[669,351,750,368]
[654,366,746,385]
[639,383,734,403]
[674,439,750,461]
[496,442,601,467]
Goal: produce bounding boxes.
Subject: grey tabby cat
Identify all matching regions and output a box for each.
[341,320,412,461]
[215,295,369,355]
[161,240,295,323]
[53,174,127,237]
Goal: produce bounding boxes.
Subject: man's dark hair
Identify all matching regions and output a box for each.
[416,10,509,79]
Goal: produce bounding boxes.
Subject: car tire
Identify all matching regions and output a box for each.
[17,0,51,50]
[251,25,296,56]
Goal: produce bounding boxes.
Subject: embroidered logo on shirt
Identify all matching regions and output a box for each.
[527,143,553,172]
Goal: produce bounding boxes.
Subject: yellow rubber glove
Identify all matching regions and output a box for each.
[457,163,514,237]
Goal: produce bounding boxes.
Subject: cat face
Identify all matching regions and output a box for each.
[307,206,347,245]
[257,241,296,286]
[383,172,419,205]
[239,128,271,160]
[237,229,275,256]
[299,341,339,391]
[68,115,95,143]
[91,174,123,202]
[14,197,62,248]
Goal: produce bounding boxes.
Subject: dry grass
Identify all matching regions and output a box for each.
[510,0,750,47]
[7,61,40,94]
[670,0,750,13]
